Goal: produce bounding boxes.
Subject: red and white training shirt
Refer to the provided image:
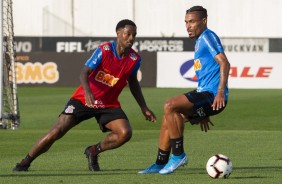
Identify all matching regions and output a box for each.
[71,41,141,108]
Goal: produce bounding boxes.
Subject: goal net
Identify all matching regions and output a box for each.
[0,0,20,129]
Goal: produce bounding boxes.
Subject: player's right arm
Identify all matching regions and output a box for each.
[80,66,95,107]
[80,48,103,107]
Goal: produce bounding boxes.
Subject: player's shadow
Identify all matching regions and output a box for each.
[182,166,282,179]
[230,166,282,179]
[174,166,282,179]
[0,168,141,177]
[234,166,282,170]
[1,166,281,178]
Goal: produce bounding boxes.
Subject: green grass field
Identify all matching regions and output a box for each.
[0,87,282,184]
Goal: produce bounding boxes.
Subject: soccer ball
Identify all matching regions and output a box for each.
[206,154,232,179]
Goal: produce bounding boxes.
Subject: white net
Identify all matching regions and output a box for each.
[1,0,20,129]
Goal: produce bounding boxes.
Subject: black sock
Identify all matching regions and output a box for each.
[95,143,102,153]
[89,143,102,156]
[170,137,184,156]
[155,148,170,165]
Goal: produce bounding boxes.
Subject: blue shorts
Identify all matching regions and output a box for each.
[61,98,128,132]
[184,90,227,124]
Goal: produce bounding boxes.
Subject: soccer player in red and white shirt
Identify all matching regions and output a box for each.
[13,19,156,172]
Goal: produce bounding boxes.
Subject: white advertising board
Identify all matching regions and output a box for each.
[157,52,282,89]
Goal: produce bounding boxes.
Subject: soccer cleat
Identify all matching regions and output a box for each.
[84,146,100,171]
[138,163,165,174]
[13,162,30,172]
[158,153,188,174]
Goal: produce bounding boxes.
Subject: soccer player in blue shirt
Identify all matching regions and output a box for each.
[139,6,230,174]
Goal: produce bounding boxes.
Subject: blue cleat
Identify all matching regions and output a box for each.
[159,153,188,174]
[138,163,165,174]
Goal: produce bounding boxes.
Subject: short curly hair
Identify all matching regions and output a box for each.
[116,19,137,32]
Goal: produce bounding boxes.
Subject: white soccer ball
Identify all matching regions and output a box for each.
[206,154,232,179]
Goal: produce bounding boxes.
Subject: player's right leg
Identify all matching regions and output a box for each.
[13,114,77,171]
[138,117,171,174]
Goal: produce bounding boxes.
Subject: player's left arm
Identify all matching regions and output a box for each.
[212,52,230,111]
[199,116,214,132]
[128,74,157,123]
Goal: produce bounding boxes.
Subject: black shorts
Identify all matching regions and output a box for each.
[61,98,128,132]
[184,90,227,124]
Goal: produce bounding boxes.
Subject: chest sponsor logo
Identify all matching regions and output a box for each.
[95,70,119,87]
[193,59,202,71]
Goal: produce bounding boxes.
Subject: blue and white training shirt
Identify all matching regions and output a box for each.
[194,28,228,99]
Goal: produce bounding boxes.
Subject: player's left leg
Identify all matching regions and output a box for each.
[101,118,133,150]
[85,118,132,171]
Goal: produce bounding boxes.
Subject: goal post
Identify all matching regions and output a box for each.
[0,0,20,129]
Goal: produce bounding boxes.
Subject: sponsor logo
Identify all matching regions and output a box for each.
[15,41,32,52]
[56,42,85,52]
[16,55,30,61]
[65,105,75,113]
[86,100,105,109]
[129,53,137,60]
[16,62,59,84]
[103,45,111,51]
[180,59,273,85]
[196,107,206,117]
[137,40,184,52]
[179,59,198,82]
[84,40,112,52]
[230,66,272,78]
[95,70,119,87]
[223,44,265,52]
[194,59,202,71]
[221,38,269,53]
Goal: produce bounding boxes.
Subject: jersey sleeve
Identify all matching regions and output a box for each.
[85,48,103,69]
[131,57,141,76]
[203,32,224,57]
